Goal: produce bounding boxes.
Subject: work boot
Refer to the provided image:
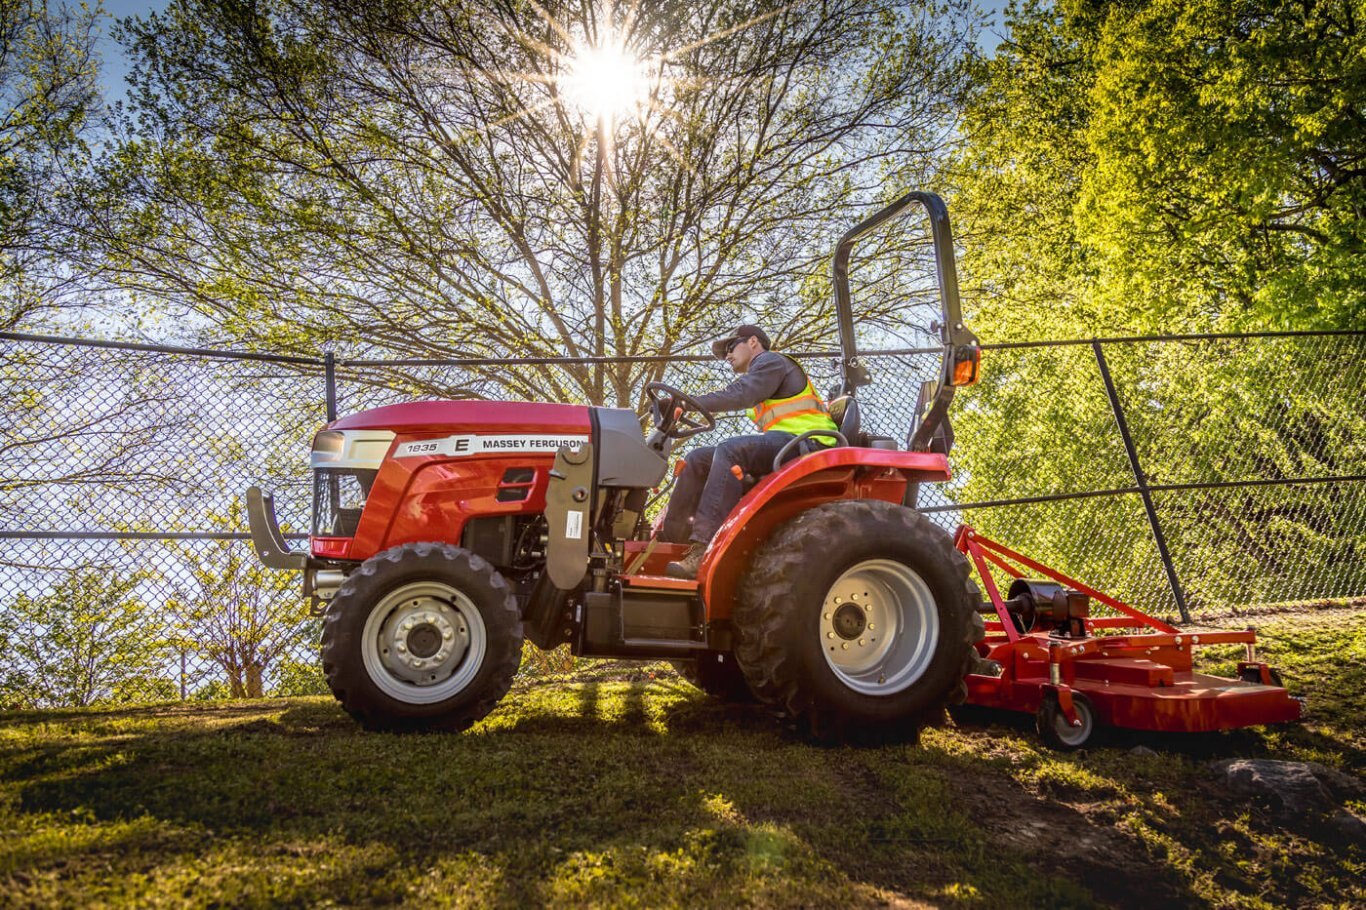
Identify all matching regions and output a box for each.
[666,542,707,579]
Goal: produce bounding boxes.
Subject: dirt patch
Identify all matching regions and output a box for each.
[946,763,1196,908]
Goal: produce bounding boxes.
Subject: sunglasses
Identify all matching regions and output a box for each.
[724,337,746,355]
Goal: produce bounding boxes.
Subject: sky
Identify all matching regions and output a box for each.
[95,0,1013,101]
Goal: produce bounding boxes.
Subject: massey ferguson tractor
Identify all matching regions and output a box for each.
[250,190,1301,745]
[248,191,985,739]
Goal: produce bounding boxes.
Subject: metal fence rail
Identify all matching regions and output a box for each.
[2,329,1363,708]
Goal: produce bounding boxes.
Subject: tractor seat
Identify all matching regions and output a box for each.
[828,395,864,447]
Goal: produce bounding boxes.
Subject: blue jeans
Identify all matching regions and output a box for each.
[660,431,796,544]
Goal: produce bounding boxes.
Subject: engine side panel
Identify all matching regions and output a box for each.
[344,423,591,561]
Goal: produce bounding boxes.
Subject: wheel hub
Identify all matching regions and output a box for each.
[406,622,442,658]
[820,559,940,695]
[832,603,867,640]
[367,588,478,693]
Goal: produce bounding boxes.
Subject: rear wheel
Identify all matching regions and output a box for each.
[734,499,980,740]
[321,543,522,732]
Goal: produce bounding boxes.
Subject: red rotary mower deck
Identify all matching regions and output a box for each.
[956,527,1302,748]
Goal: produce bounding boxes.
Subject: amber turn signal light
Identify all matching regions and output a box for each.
[950,345,981,386]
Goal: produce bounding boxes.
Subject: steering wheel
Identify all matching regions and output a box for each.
[644,381,716,441]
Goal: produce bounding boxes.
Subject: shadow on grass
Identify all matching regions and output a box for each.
[0,685,1222,908]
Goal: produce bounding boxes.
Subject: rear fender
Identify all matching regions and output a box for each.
[698,448,950,621]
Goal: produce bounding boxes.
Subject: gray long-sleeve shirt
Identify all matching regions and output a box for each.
[695,351,811,415]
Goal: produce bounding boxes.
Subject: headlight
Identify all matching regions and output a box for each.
[310,429,396,469]
[311,430,345,463]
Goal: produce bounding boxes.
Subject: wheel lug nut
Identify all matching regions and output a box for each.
[396,642,408,652]
[858,638,866,647]
[823,613,830,620]
[868,623,875,631]
[827,631,834,639]
[841,643,849,650]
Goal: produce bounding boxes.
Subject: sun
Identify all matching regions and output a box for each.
[561,39,652,123]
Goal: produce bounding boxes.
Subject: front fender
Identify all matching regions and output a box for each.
[697,449,951,621]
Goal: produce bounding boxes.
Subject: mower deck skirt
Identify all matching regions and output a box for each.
[966,669,1302,733]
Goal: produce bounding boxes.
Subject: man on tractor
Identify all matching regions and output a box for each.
[661,323,839,578]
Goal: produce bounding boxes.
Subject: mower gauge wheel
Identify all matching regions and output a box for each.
[644,381,715,440]
[1037,691,1096,750]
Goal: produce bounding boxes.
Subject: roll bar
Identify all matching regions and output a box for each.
[831,191,979,452]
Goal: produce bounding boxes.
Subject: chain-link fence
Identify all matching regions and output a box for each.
[3,329,1363,708]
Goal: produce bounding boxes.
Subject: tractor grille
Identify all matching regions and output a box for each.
[312,468,376,539]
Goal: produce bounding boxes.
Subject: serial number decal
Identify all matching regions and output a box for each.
[394,434,589,458]
[565,510,583,540]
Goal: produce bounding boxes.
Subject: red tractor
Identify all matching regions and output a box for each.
[248,191,986,738]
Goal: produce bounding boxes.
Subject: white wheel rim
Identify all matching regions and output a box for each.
[820,558,940,695]
[360,581,487,704]
[1051,699,1093,746]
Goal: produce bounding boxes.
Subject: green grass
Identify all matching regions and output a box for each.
[1,609,1361,908]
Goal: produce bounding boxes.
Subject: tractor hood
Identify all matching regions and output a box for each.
[329,400,593,437]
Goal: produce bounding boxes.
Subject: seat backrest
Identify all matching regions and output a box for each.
[836,395,863,445]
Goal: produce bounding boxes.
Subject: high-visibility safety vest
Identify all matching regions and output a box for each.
[746,354,840,438]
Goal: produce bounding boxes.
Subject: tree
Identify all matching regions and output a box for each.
[163,499,315,698]
[951,0,1365,337]
[1079,0,1366,331]
[0,0,103,329]
[85,0,977,405]
[0,568,171,708]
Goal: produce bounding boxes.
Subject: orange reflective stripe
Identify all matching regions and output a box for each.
[755,406,828,431]
[753,393,826,426]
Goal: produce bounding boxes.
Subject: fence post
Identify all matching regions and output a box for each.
[1091,341,1191,622]
[324,351,338,422]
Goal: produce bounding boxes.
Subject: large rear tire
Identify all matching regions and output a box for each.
[734,499,980,740]
[321,543,522,732]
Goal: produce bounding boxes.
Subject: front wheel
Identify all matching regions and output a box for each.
[734,499,981,740]
[321,543,522,732]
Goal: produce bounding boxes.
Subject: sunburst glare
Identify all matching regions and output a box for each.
[561,38,652,123]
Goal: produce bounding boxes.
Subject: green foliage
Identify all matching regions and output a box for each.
[947,2,1364,615]
[1080,0,1366,330]
[953,0,1365,337]
[0,0,103,329]
[0,569,171,708]
[267,658,328,697]
[160,500,316,698]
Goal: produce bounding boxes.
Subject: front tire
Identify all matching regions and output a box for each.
[734,499,980,740]
[321,543,522,732]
